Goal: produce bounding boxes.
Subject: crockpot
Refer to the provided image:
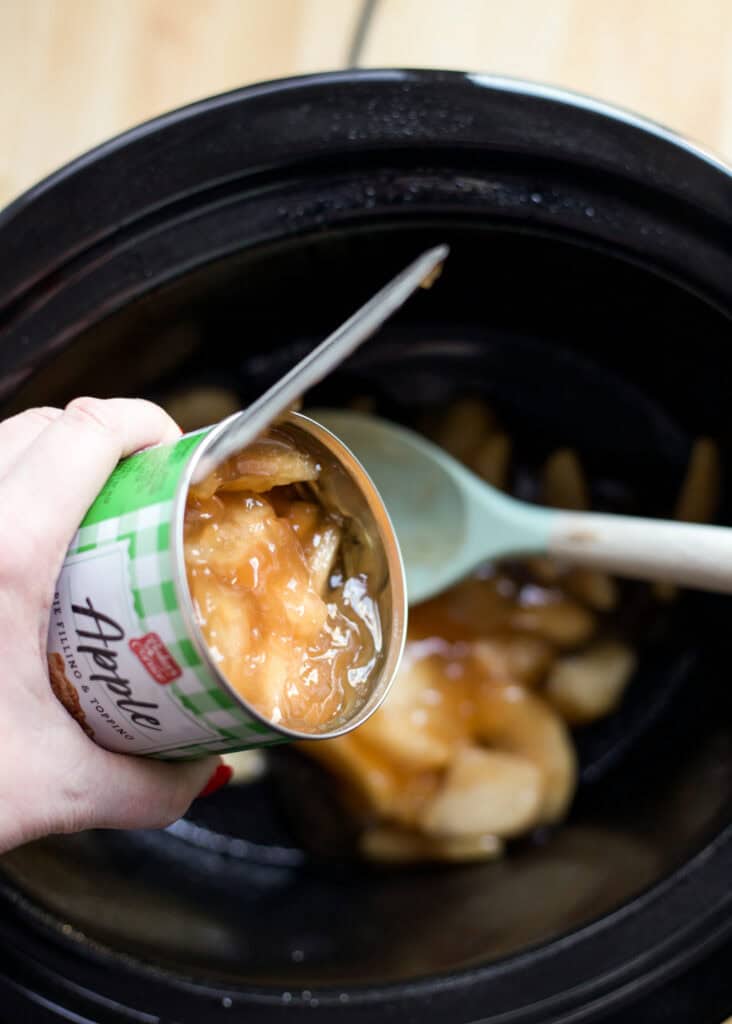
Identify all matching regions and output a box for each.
[0,70,731,1023]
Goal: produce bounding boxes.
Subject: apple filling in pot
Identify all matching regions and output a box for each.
[184,432,381,733]
[300,398,720,863]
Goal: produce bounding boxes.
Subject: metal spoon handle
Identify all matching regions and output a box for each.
[191,244,449,483]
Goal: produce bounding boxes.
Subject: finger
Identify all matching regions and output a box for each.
[0,407,62,479]
[2,397,182,571]
[65,750,224,834]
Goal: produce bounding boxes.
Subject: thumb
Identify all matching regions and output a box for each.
[72,751,227,833]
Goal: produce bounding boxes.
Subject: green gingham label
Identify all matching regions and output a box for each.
[47,434,284,759]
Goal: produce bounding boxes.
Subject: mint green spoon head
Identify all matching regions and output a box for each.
[309,410,553,605]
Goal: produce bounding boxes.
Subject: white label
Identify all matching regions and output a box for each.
[48,542,216,753]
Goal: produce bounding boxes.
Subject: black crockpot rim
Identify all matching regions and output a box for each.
[1,67,731,313]
[2,69,729,229]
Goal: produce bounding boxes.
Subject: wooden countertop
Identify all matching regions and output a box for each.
[1,0,731,209]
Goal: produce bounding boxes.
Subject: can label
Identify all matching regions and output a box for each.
[47,431,284,759]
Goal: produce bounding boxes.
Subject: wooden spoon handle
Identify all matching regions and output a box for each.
[549,512,732,593]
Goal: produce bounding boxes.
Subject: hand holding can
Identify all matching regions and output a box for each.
[3,249,438,853]
[47,410,405,759]
[0,398,223,855]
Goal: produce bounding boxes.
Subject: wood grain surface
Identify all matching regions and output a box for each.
[0,0,362,206]
[1,0,731,210]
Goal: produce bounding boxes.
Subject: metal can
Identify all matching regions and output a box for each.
[47,413,406,759]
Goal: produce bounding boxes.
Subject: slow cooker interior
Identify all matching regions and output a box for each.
[2,223,732,989]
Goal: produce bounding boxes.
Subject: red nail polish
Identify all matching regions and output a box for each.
[197,763,233,798]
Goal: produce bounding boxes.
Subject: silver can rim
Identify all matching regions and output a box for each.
[170,410,407,742]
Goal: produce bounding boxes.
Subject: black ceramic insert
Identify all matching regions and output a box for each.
[0,70,730,1023]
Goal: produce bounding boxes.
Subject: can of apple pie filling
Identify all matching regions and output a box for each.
[46,413,406,760]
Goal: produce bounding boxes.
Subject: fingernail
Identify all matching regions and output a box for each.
[197,763,233,798]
